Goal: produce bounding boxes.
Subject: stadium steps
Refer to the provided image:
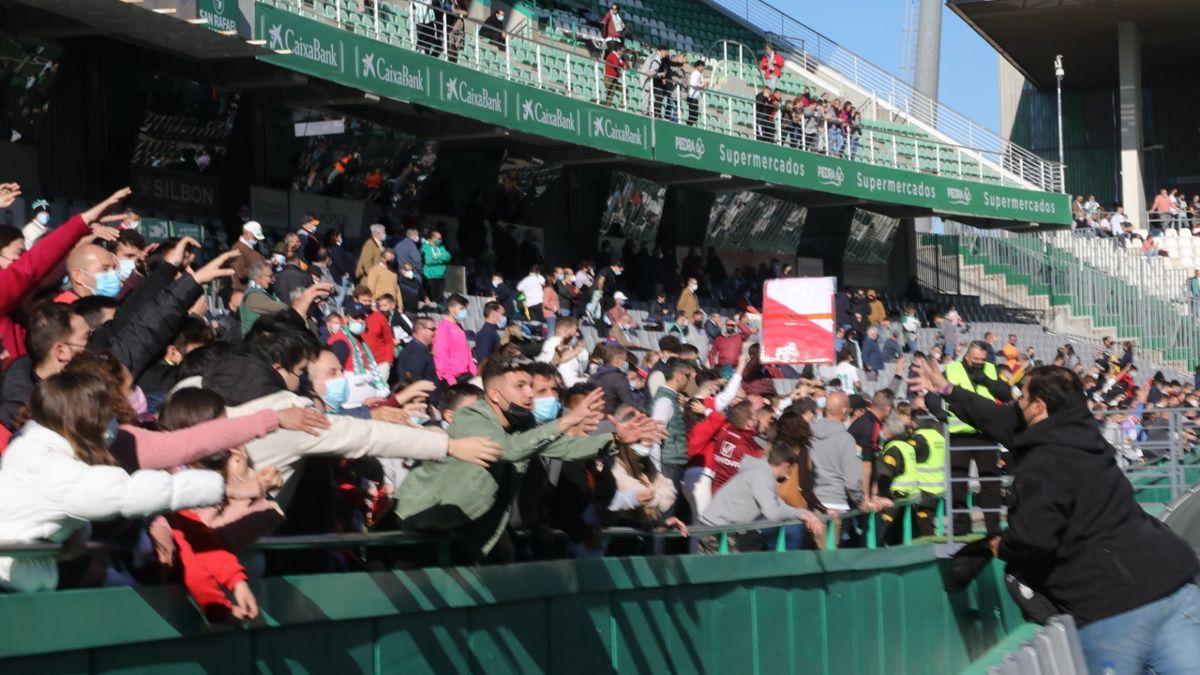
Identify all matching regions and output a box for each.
[921,235,1192,373]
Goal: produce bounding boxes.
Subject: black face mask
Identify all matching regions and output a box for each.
[503,402,537,432]
[965,363,986,381]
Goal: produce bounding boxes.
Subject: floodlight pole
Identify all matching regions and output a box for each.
[1054,54,1065,168]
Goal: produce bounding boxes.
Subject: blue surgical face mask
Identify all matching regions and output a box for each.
[497,315,508,329]
[409,414,431,426]
[322,375,350,412]
[532,396,561,423]
[348,321,366,335]
[103,417,120,448]
[455,308,469,322]
[92,270,122,298]
[117,258,137,281]
[36,212,49,225]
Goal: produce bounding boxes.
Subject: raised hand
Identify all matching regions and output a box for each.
[558,387,604,433]
[165,236,200,267]
[189,248,240,284]
[447,436,503,467]
[276,405,330,435]
[0,182,21,209]
[610,412,666,446]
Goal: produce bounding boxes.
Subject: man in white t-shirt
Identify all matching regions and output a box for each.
[834,351,860,395]
[537,315,588,386]
[686,60,706,127]
[516,265,546,321]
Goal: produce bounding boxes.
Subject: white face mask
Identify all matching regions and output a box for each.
[630,443,653,457]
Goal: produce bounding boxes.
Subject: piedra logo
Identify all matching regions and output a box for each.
[359,53,425,93]
[946,186,973,206]
[816,165,844,187]
[674,135,705,160]
[266,23,339,68]
[519,98,577,132]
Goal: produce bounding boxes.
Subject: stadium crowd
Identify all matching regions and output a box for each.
[0,186,1196,634]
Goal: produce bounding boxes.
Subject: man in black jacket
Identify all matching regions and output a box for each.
[911,358,1200,672]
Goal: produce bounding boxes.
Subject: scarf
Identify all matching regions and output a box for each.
[345,332,386,390]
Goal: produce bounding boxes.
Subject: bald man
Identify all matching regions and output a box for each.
[57,243,119,303]
[808,389,865,519]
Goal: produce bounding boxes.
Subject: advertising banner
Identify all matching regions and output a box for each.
[255,4,652,160]
[761,277,837,365]
[653,121,1072,225]
[131,166,221,217]
[252,3,1068,225]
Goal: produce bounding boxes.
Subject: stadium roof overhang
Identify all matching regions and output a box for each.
[949,0,1200,89]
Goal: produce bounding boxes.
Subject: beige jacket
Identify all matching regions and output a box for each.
[224,390,448,508]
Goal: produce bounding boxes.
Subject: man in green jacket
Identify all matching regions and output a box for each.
[395,356,664,558]
[420,229,452,303]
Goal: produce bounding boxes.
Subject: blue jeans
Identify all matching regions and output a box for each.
[1078,583,1200,674]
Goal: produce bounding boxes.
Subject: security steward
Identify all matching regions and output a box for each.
[938,340,1011,536]
[874,414,946,543]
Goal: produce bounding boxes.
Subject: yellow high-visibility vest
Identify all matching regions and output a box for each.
[944,361,998,434]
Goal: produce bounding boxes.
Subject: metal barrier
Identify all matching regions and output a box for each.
[943,407,1200,544]
[985,615,1087,675]
[704,0,1064,193]
[923,224,1200,369]
[266,0,1049,191]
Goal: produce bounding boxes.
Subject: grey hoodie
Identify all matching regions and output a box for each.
[809,417,863,509]
[701,455,810,527]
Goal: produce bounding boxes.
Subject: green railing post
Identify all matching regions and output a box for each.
[935,497,945,537]
[718,532,729,554]
[775,526,787,552]
[866,513,877,550]
[902,504,913,545]
[826,520,838,550]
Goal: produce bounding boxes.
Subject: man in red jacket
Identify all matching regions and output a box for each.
[759,44,784,89]
[602,47,630,107]
[708,318,751,378]
[711,400,767,492]
[363,294,398,384]
[0,186,127,366]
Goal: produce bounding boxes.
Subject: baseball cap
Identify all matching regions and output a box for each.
[243,221,266,240]
[614,291,628,301]
[31,198,49,212]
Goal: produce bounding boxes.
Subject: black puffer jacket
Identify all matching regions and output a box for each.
[89,262,203,379]
[947,387,1199,625]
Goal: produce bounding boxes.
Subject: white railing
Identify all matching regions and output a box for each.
[703,0,1064,193]
[268,0,1050,193]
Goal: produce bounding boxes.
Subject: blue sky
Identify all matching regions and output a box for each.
[775,0,1000,134]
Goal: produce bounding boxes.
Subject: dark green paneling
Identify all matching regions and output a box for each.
[0,545,1023,674]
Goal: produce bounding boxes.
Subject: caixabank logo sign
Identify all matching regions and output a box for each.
[266,22,341,69]
[586,113,647,149]
[357,51,429,97]
[442,75,505,115]
[517,95,580,134]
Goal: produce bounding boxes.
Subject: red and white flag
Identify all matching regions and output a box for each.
[761,277,836,364]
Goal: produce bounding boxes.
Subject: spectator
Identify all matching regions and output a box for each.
[1189,269,1200,313]
[397,317,437,386]
[601,3,624,48]
[861,326,885,380]
[21,197,51,248]
[899,305,920,353]
[1002,334,1020,370]
[473,301,506,364]
[538,315,587,386]
[398,261,423,312]
[602,47,630,107]
[699,443,824,553]
[848,389,893,508]
[325,309,388,409]
[650,357,696,498]
[393,227,424,283]
[606,291,637,344]
[273,251,314,306]
[1151,188,1174,233]
[363,250,401,302]
[433,294,476,385]
[394,358,659,559]
[758,44,784,90]
[481,8,506,51]
[0,371,225,593]
[981,332,997,364]
[866,291,885,326]
[355,223,387,281]
[808,391,863,521]
[709,317,750,377]
[420,229,451,303]
[686,60,706,127]
[362,295,397,384]
[516,265,545,321]
[881,330,904,363]
[754,86,779,142]
[0,304,90,428]
[589,344,639,414]
[677,277,701,317]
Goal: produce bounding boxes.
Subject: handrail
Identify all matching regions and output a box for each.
[0,498,927,559]
[702,0,1065,193]
[264,0,1051,192]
